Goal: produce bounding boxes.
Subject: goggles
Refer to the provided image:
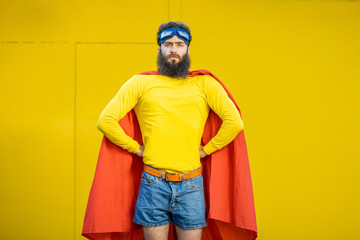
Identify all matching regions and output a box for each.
[159,27,191,45]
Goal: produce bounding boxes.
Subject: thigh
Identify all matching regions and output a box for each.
[143,224,170,240]
[133,171,171,227]
[175,226,202,240]
[171,175,207,229]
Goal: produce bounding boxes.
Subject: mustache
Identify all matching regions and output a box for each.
[168,54,180,59]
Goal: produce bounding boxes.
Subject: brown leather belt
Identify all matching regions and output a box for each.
[144,165,202,182]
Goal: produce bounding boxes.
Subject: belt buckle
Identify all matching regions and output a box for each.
[165,172,171,181]
[165,172,181,181]
[169,173,183,181]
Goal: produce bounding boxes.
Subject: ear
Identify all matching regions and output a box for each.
[188,47,190,55]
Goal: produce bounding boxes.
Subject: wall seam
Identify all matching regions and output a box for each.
[76,42,154,44]
[74,42,77,240]
[168,0,170,21]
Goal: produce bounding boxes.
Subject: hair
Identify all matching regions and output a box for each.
[156,21,192,46]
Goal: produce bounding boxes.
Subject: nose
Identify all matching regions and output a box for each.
[170,45,177,53]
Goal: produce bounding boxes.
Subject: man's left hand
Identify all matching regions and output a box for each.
[199,145,208,158]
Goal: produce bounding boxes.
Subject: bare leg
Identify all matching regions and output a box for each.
[143,224,170,240]
[175,226,202,240]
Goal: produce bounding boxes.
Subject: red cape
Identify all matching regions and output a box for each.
[82,70,257,240]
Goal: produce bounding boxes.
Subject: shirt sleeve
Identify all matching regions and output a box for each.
[202,76,244,155]
[96,75,143,154]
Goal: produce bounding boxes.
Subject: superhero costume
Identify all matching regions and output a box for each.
[82,70,257,240]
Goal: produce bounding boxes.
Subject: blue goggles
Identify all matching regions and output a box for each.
[159,27,191,45]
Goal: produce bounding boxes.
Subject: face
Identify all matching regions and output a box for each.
[157,35,191,79]
[159,35,190,64]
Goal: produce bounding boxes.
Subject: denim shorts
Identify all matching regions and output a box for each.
[133,166,207,230]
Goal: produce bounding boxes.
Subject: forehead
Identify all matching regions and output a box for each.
[163,35,186,44]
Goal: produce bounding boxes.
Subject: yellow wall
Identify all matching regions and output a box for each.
[1,1,359,239]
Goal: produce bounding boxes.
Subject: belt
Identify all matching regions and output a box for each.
[144,165,202,182]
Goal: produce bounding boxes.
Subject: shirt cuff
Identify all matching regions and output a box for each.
[203,142,217,155]
[128,141,141,154]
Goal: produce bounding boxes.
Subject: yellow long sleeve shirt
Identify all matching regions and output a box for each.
[97,74,244,173]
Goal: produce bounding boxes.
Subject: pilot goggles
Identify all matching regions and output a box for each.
[159,27,191,45]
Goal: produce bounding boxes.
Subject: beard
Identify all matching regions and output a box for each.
[157,49,191,79]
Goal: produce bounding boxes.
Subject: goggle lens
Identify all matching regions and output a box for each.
[177,29,189,39]
[160,29,173,38]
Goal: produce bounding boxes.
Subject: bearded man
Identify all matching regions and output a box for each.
[82,21,257,240]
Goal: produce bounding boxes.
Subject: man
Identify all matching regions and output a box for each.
[83,21,256,240]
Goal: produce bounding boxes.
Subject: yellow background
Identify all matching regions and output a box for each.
[1,0,359,239]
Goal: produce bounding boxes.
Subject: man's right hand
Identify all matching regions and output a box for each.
[136,145,144,157]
